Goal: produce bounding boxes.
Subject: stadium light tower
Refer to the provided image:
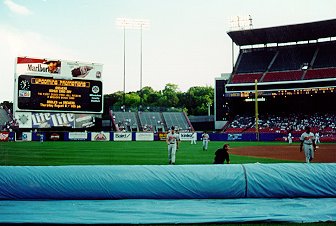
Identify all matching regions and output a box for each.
[116,18,150,107]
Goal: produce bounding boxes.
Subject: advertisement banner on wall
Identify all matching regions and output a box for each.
[68,132,87,141]
[136,133,154,141]
[22,132,32,141]
[91,132,110,141]
[46,132,65,141]
[180,133,193,141]
[114,132,132,141]
[0,132,9,141]
[15,111,96,129]
[228,133,243,141]
[158,132,167,141]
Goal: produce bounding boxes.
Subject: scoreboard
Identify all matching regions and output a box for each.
[17,75,103,113]
[14,57,104,114]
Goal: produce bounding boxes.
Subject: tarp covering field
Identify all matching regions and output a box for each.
[0,164,335,223]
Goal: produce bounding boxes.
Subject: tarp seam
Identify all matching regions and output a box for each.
[241,164,248,198]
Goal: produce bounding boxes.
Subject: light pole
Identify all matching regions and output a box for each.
[116,18,150,108]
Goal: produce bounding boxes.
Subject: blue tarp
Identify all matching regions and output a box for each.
[0,198,335,224]
[1,164,336,199]
[0,164,335,223]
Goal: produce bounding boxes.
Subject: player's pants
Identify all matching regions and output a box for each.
[202,140,208,150]
[191,139,196,144]
[303,144,314,163]
[168,144,177,164]
[288,138,292,144]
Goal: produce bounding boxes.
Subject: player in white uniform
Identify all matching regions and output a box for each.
[166,126,179,164]
[287,132,293,144]
[300,126,316,163]
[40,133,44,143]
[201,131,210,151]
[191,130,197,144]
[315,132,320,144]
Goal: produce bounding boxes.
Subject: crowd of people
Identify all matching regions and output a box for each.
[226,112,336,136]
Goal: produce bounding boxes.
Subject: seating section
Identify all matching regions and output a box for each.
[262,70,303,82]
[304,68,336,80]
[113,111,138,132]
[138,112,164,132]
[224,113,336,136]
[111,111,192,132]
[269,46,315,72]
[0,108,10,130]
[231,73,263,83]
[236,50,275,73]
[313,43,336,68]
[162,112,191,130]
[230,41,336,83]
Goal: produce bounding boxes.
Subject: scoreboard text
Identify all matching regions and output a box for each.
[17,75,103,113]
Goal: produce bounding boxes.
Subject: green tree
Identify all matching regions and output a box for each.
[160,83,180,107]
[184,86,214,115]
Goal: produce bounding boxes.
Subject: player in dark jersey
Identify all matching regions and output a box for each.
[213,144,230,164]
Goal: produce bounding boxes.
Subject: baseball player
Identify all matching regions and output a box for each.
[299,126,316,163]
[191,130,197,144]
[40,133,44,143]
[201,131,210,151]
[166,126,179,164]
[287,132,293,144]
[315,132,320,144]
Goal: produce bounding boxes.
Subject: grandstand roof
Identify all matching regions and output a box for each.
[227,18,336,46]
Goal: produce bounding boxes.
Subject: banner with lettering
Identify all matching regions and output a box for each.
[15,57,103,81]
[180,132,194,141]
[14,56,103,114]
[135,132,154,141]
[68,132,88,141]
[15,111,96,129]
[113,132,132,141]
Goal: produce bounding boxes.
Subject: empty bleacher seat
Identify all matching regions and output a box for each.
[262,70,303,82]
[138,112,164,132]
[304,68,336,80]
[231,73,263,83]
[113,112,138,132]
[236,50,275,73]
[162,112,191,131]
[269,45,315,72]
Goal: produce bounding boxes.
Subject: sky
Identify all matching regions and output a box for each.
[1,0,336,102]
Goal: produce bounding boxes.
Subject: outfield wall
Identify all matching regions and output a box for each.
[2,131,335,142]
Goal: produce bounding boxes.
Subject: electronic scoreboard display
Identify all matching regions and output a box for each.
[17,75,103,113]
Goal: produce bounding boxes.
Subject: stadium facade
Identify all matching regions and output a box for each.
[215,18,336,140]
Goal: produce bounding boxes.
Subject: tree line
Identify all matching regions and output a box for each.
[103,83,214,117]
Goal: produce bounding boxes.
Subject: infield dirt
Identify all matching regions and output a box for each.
[231,144,336,163]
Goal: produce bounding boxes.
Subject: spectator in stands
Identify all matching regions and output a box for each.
[166,126,179,165]
[213,144,230,164]
[201,131,210,151]
[300,126,316,163]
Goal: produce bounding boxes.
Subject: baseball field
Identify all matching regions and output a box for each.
[1,140,335,166]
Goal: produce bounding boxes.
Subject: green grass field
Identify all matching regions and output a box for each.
[0,141,297,166]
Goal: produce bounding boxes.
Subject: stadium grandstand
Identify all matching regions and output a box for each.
[216,18,336,141]
[0,104,16,131]
[111,109,193,132]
